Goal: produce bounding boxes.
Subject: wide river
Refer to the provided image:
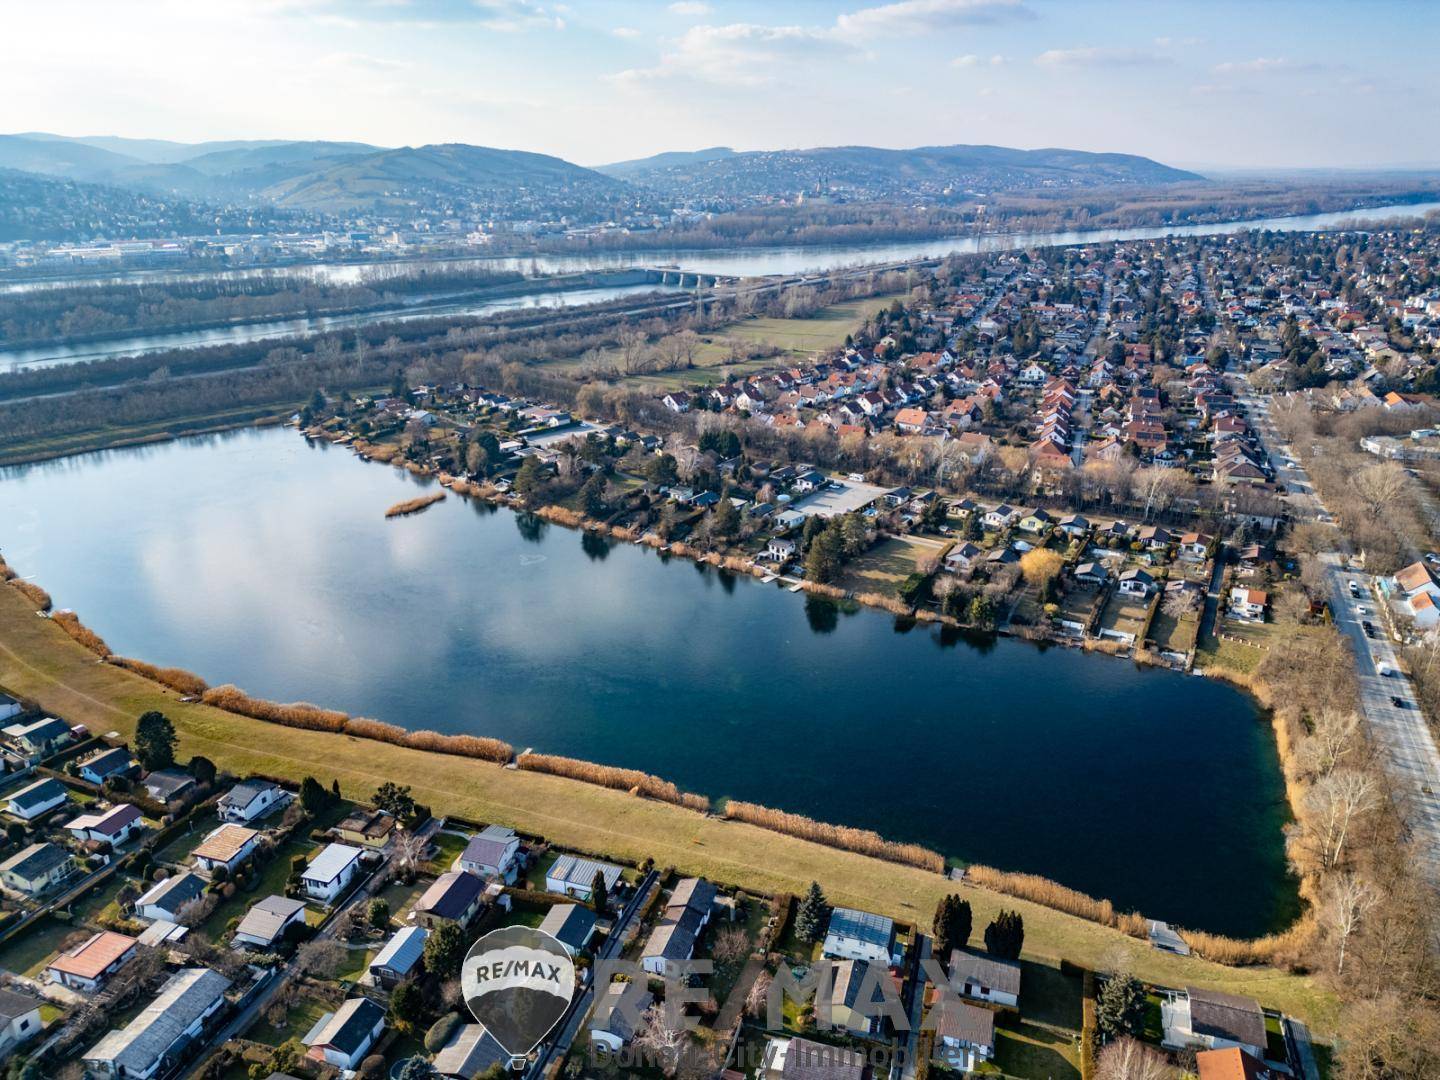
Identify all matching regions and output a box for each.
[0,427,1299,936]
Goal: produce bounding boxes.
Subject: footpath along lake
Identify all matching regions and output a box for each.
[0,427,1300,936]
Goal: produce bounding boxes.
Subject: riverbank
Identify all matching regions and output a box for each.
[0,578,1337,1029]
[0,405,295,467]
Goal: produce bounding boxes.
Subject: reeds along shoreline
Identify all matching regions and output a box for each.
[108,657,209,697]
[51,611,110,657]
[385,492,446,518]
[517,751,711,812]
[723,799,945,873]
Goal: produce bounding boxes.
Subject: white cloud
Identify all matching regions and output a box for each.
[668,1,712,15]
[1212,56,1320,76]
[610,22,848,86]
[835,0,1033,39]
[1035,46,1164,68]
[611,26,641,38]
[952,52,1004,68]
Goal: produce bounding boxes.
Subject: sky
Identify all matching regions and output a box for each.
[1,0,1437,171]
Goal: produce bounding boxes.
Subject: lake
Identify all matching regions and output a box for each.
[0,427,1300,936]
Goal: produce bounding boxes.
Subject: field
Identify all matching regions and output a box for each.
[835,535,939,596]
[0,584,1337,1030]
[1096,594,1150,643]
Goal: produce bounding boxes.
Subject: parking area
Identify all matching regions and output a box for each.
[791,476,890,518]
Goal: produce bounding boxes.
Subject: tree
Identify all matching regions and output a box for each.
[134,710,177,771]
[397,1059,440,1080]
[712,925,750,972]
[1095,969,1146,1041]
[373,782,415,821]
[803,526,843,584]
[368,897,391,931]
[968,594,996,629]
[1322,872,1379,975]
[932,894,972,959]
[187,755,216,785]
[300,776,329,813]
[1306,767,1378,870]
[591,869,610,915]
[647,452,679,487]
[707,496,740,544]
[424,921,466,979]
[1019,549,1065,589]
[513,455,547,498]
[580,473,608,518]
[634,1004,688,1077]
[1096,1036,1176,1080]
[796,882,829,943]
[1353,462,1408,522]
[390,980,427,1032]
[297,939,347,979]
[983,910,1023,960]
[745,970,773,1019]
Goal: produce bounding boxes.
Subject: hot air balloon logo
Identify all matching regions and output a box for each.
[461,925,577,1066]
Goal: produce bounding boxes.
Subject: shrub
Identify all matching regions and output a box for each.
[385,492,446,518]
[9,579,52,611]
[424,1012,463,1053]
[51,611,110,657]
[723,800,944,872]
[201,684,348,732]
[517,752,710,812]
[965,865,1118,926]
[109,657,209,695]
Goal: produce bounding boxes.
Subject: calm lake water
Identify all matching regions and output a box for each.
[0,427,1299,936]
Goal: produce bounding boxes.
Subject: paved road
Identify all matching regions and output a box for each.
[892,933,931,1080]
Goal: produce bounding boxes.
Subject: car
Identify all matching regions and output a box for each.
[1348,581,1361,597]
[1357,605,1369,616]
[1391,695,1406,708]
[1363,622,1376,638]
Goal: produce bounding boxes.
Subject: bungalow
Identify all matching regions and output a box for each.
[545,854,624,901]
[333,808,396,849]
[0,842,76,895]
[457,824,521,883]
[793,470,828,495]
[77,746,140,786]
[948,949,1021,1008]
[414,869,487,928]
[590,979,654,1052]
[1057,514,1090,538]
[1018,508,1051,534]
[828,959,888,1037]
[982,504,1018,530]
[434,1023,511,1078]
[300,843,363,903]
[539,903,598,955]
[233,895,308,949]
[46,930,138,992]
[944,543,983,572]
[134,870,206,923]
[662,392,691,414]
[1118,568,1156,597]
[762,1036,869,1080]
[985,546,1019,566]
[141,768,197,806]
[218,779,285,824]
[1073,562,1109,586]
[3,717,72,759]
[303,996,387,1072]
[84,968,231,1080]
[1196,1048,1280,1080]
[0,694,20,724]
[932,999,996,1072]
[822,907,899,966]
[0,988,42,1058]
[1229,587,1268,622]
[1161,987,1267,1059]
[66,803,144,846]
[1179,532,1215,561]
[642,877,718,975]
[367,925,429,988]
[6,776,69,820]
[1137,525,1172,550]
[192,824,260,878]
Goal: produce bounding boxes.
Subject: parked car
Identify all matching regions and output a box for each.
[1362,621,1376,638]
[1391,695,1406,708]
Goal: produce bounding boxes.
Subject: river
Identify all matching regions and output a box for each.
[3,198,1437,295]
[0,426,1300,937]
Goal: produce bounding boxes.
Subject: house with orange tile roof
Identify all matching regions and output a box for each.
[46,930,138,992]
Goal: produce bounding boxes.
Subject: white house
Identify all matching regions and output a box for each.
[6,777,69,820]
[1118,568,1156,597]
[66,803,144,847]
[233,895,308,949]
[0,694,21,724]
[822,907,900,966]
[1229,587,1268,622]
[300,843,363,902]
[134,871,206,923]
[948,950,1021,1008]
[217,780,285,824]
[457,825,521,883]
[933,999,996,1072]
[191,824,260,878]
[0,988,42,1058]
[46,930,138,992]
[1161,987,1267,1059]
[303,997,386,1072]
[546,854,624,901]
[84,967,231,1079]
[641,877,717,975]
[590,980,653,1052]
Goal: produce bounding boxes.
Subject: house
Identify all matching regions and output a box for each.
[457,824,521,883]
[539,903,597,954]
[434,1023,510,1078]
[0,694,20,724]
[1196,1047,1280,1080]
[66,802,144,846]
[303,996,387,1072]
[545,854,624,901]
[1179,532,1215,561]
[762,1036,870,1080]
[0,842,76,895]
[1162,987,1267,1059]
[300,843,363,902]
[983,504,1018,530]
[642,877,718,975]
[822,907,899,966]
[333,807,395,849]
[1074,562,1109,586]
[0,987,42,1058]
[46,930,138,992]
[944,543,983,572]
[192,824,260,878]
[828,959,888,1037]
[134,870,206,923]
[1118,568,1156,597]
[6,776,69,820]
[766,537,798,562]
[218,779,285,824]
[931,999,996,1072]
[1229,587,1268,622]
[1018,508,1051,533]
[76,746,140,785]
[234,895,308,949]
[662,392,691,414]
[3,716,72,758]
[141,768,197,806]
[367,925,428,988]
[414,869,487,928]
[590,979,654,1052]
[83,967,231,1080]
[948,949,1021,1008]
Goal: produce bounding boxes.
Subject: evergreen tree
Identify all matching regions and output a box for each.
[968,594,996,629]
[796,881,829,943]
[513,455,547,498]
[983,910,1024,960]
[424,921,466,979]
[804,526,843,584]
[580,473,608,517]
[134,711,177,771]
[300,776,329,813]
[590,869,609,915]
[963,513,983,541]
[932,894,972,958]
[709,495,740,541]
[1095,970,1146,1041]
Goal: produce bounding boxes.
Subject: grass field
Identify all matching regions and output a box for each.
[836,536,939,596]
[0,583,1337,1031]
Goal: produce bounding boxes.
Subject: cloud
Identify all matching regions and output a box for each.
[611,26,641,38]
[306,0,565,31]
[609,22,848,86]
[668,1,712,15]
[953,52,1004,67]
[1035,46,1165,68]
[1154,35,1204,48]
[1212,56,1321,76]
[835,0,1033,38]
[316,51,408,72]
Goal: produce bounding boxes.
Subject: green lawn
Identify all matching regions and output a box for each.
[426,830,469,872]
[336,944,377,984]
[204,837,317,937]
[836,536,940,597]
[250,996,332,1047]
[0,916,79,977]
[152,809,218,865]
[995,1022,1081,1080]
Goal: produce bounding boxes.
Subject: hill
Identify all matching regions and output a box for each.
[605,142,1203,199]
[597,146,738,180]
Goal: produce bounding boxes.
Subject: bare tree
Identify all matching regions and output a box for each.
[634,1004,688,1077]
[1297,709,1361,779]
[619,328,650,375]
[1096,1036,1177,1080]
[1322,872,1379,975]
[297,939,348,980]
[711,925,750,970]
[1353,463,1409,522]
[1161,588,1200,619]
[1133,467,1188,522]
[1306,767,1379,870]
[393,828,428,877]
[745,970,773,1019]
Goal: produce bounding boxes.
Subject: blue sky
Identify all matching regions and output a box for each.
[2,0,1436,170]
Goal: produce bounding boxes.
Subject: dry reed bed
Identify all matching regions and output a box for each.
[6,577,52,612]
[109,657,209,696]
[517,752,711,812]
[854,590,912,615]
[50,611,111,657]
[385,492,446,518]
[723,799,944,872]
[965,865,1122,928]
